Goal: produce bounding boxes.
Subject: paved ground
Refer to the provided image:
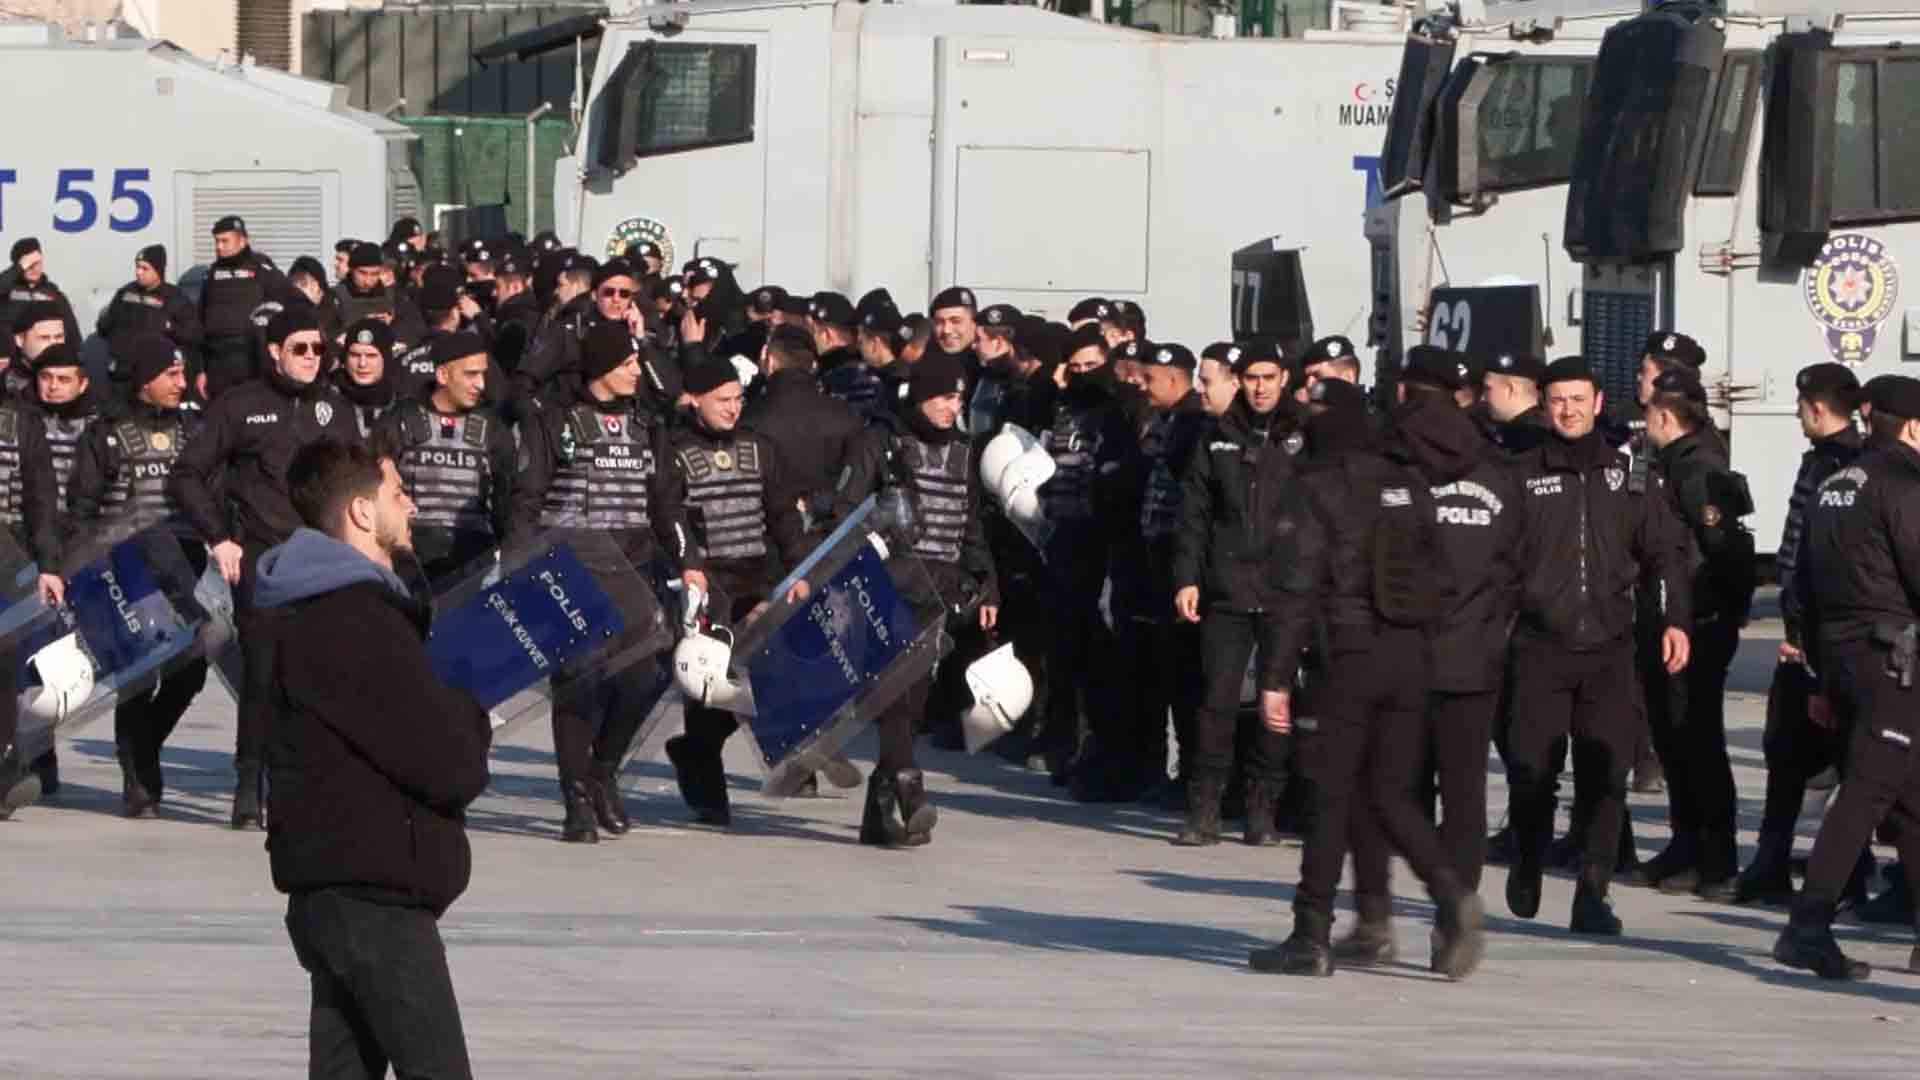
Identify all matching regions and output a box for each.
[6,618,1920,1078]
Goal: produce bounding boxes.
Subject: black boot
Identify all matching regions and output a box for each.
[895,768,937,846]
[664,734,731,826]
[0,745,38,821]
[1173,773,1224,847]
[560,779,599,844]
[31,749,58,797]
[230,760,264,831]
[1507,797,1547,920]
[1570,872,1623,936]
[1243,779,1280,848]
[1857,864,1915,925]
[1432,890,1487,980]
[1249,908,1334,976]
[586,760,631,836]
[1331,896,1397,967]
[117,744,158,820]
[1638,834,1699,889]
[1774,897,1870,980]
[1735,831,1796,905]
[860,770,909,847]
[1485,823,1516,867]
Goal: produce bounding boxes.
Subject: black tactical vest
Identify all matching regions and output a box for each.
[0,405,25,530]
[539,404,656,532]
[1041,405,1101,522]
[395,405,495,536]
[896,434,970,565]
[44,412,93,509]
[677,437,768,563]
[203,258,267,339]
[1139,411,1181,539]
[333,282,398,327]
[103,415,190,528]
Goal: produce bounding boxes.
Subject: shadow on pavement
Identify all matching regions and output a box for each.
[884,904,1269,969]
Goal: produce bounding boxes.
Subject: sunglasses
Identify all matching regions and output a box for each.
[284,341,323,357]
[599,287,635,300]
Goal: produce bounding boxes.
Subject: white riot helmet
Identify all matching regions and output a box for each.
[728,354,758,390]
[979,424,1040,490]
[980,424,1054,532]
[672,626,753,712]
[22,633,95,724]
[961,643,1033,753]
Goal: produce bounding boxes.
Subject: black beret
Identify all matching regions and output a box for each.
[1110,339,1149,365]
[1643,331,1706,369]
[1403,344,1474,391]
[417,276,461,314]
[910,350,970,405]
[1068,297,1110,324]
[1796,362,1860,401]
[530,230,563,254]
[1542,355,1598,387]
[125,333,184,388]
[1307,376,1367,411]
[1868,375,1920,421]
[388,217,423,242]
[810,291,856,328]
[1304,335,1359,367]
[343,317,395,356]
[429,331,489,369]
[766,323,816,360]
[8,237,38,265]
[559,252,599,276]
[860,302,904,340]
[349,241,384,270]
[136,244,168,277]
[684,258,725,286]
[1650,367,1707,403]
[683,353,741,395]
[1148,343,1197,373]
[267,306,321,344]
[856,288,896,321]
[1063,323,1108,360]
[1200,341,1236,363]
[592,259,640,289]
[582,321,640,381]
[749,285,789,316]
[979,304,1022,331]
[211,216,247,235]
[32,342,81,371]
[11,300,63,335]
[626,239,663,262]
[1486,350,1546,383]
[1230,338,1288,375]
[929,286,977,314]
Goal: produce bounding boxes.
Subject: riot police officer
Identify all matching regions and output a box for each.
[858,302,913,409]
[1293,335,1361,404]
[330,241,423,344]
[64,335,209,818]
[1479,352,1552,454]
[0,354,68,820]
[662,355,810,826]
[375,332,515,588]
[199,216,289,400]
[1171,340,1304,845]
[335,318,399,437]
[9,302,68,400]
[0,238,81,361]
[1635,368,1757,899]
[489,249,542,387]
[1776,375,1920,981]
[741,325,863,534]
[96,245,202,384]
[511,321,693,843]
[810,292,882,415]
[171,306,362,829]
[1503,357,1691,935]
[835,350,999,845]
[515,252,598,406]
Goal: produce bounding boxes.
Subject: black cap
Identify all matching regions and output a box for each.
[910,350,970,405]
[684,258,725,286]
[809,291,857,328]
[1307,376,1366,410]
[650,276,686,304]
[136,244,167,277]
[460,238,493,265]
[583,321,640,381]
[125,333,183,387]
[1148,343,1196,373]
[1403,344,1474,391]
[349,242,384,269]
[856,288,896,321]
[929,286,977,314]
[626,239,663,262]
[1110,339,1149,365]
[383,240,411,268]
[418,276,461,314]
[11,300,63,335]
[530,230,562,254]
[1485,351,1546,383]
[32,342,81,371]
[1304,335,1358,368]
[8,237,39,265]
[1643,331,1706,369]
[1542,356,1597,387]
[495,250,527,277]
[592,259,640,289]
[343,317,395,356]
[749,285,789,316]
[211,215,246,235]
[1068,297,1110,324]
[778,294,812,319]
[1868,375,1920,421]
[1200,341,1235,363]
[683,353,741,395]
[978,304,1021,331]
[388,217,423,242]
[559,251,598,277]
[266,306,321,345]
[429,332,489,369]
[1105,298,1145,333]
[1650,367,1707,403]
[1796,362,1860,401]
[1063,323,1107,360]
[860,302,904,339]
[1230,338,1287,375]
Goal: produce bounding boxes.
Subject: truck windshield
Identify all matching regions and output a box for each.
[1829,49,1920,224]
[1470,58,1590,193]
[597,42,756,171]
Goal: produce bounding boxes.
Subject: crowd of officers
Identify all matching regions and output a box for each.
[0,214,1915,983]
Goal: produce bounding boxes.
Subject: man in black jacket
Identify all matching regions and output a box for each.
[97,245,202,386]
[0,360,69,820]
[260,437,490,1076]
[811,292,882,416]
[1170,339,1305,845]
[1740,363,1866,903]
[1503,357,1691,935]
[0,238,81,368]
[170,307,363,829]
[742,325,864,533]
[199,216,290,400]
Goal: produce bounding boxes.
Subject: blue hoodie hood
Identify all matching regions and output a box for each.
[254,528,410,609]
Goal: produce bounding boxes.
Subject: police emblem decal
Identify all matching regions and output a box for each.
[712,449,734,470]
[149,431,171,452]
[606,216,676,269]
[315,401,334,426]
[1804,232,1901,366]
[1605,467,1624,492]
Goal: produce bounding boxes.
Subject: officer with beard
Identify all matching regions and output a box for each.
[1503,357,1691,935]
[200,217,290,400]
[336,318,399,437]
[810,292,882,415]
[662,355,810,826]
[511,321,693,843]
[376,333,515,588]
[1034,326,1135,782]
[0,239,81,359]
[834,350,998,844]
[170,307,362,829]
[1170,340,1304,843]
[741,325,862,534]
[97,245,201,382]
[65,335,209,818]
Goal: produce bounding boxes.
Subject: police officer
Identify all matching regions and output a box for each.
[746,285,788,327]
[662,355,810,826]
[0,238,81,360]
[627,240,665,280]
[96,245,202,384]
[927,287,981,377]
[336,318,399,437]
[34,343,104,513]
[1634,368,1756,898]
[1775,375,1920,980]
[966,304,1024,436]
[1194,344,1241,418]
[9,302,68,401]
[810,292,882,416]
[490,249,542,386]
[859,302,915,409]
[0,344,68,820]
[331,241,421,339]
[200,216,290,400]
[1330,348,1521,969]
[1504,357,1692,934]
[388,216,427,252]
[517,252,598,405]
[1740,363,1866,903]
[64,335,209,818]
[392,274,470,400]
[171,307,361,829]
[835,350,998,844]
[511,320,693,843]
[1170,340,1305,844]
[1479,352,1552,454]
[1249,351,1492,979]
[375,332,514,588]
[1294,335,1362,404]
[1099,300,1144,351]
[742,325,863,533]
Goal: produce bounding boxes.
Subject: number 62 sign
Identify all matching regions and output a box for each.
[1424,284,1543,362]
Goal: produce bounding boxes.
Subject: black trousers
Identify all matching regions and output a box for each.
[679,584,764,761]
[1039,525,1111,760]
[1296,639,1465,920]
[1506,636,1637,882]
[1646,617,1741,872]
[1191,608,1288,783]
[1801,645,1920,913]
[114,540,212,795]
[285,889,472,1080]
[233,546,279,770]
[551,656,669,783]
[1352,689,1496,910]
[1761,658,1845,837]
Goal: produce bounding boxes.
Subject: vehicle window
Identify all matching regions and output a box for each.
[598,42,755,171]
[1881,58,1920,211]
[1472,60,1591,193]
[1695,53,1761,195]
[1827,48,1920,223]
[1832,60,1879,216]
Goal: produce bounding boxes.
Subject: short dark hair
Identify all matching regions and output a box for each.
[289,439,387,538]
[766,324,816,370]
[1870,408,1909,444]
[1309,354,1362,380]
[1647,389,1711,433]
[1803,384,1861,418]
